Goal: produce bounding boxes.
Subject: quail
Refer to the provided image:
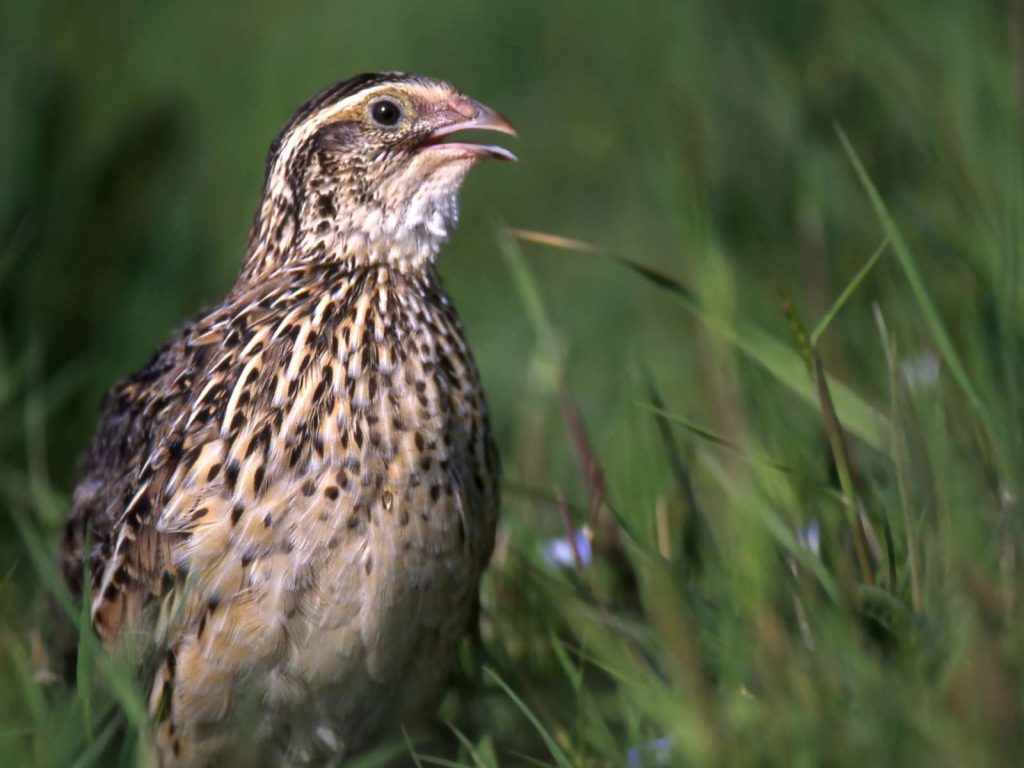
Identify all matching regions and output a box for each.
[60,72,513,767]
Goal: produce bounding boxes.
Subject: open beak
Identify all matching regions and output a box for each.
[418,97,518,162]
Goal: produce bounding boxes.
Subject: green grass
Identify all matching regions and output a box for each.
[2,0,1024,765]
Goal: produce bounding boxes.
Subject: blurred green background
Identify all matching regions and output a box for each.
[2,0,1023,766]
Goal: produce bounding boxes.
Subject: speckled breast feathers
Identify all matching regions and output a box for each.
[61,72,510,765]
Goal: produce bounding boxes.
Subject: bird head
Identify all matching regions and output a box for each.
[246,73,516,277]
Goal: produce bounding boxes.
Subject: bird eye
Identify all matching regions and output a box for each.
[369,99,402,127]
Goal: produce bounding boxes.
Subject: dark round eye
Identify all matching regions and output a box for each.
[370,99,402,127]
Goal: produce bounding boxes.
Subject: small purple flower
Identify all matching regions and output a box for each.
[626,735,674,768]
[797,519,821,556]
[900,350,940,391]
[540,528,592,569]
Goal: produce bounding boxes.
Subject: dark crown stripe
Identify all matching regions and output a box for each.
[267,72,411,162]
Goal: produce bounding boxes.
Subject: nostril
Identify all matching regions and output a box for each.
[447,97,478,120]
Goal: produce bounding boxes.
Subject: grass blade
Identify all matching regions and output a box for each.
[635,402,790,471]
[837,126,985,419]
[444,720,494,768]
[68,712,123,768]
[8,504,148,728]
[484,666,572,768]
[498,232,557,348]
[811,236,890,345]
[612,255,891,451]
[78,545,94,744]
[813,350,875,586]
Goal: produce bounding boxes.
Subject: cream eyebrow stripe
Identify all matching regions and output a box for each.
[273,85,405,163]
